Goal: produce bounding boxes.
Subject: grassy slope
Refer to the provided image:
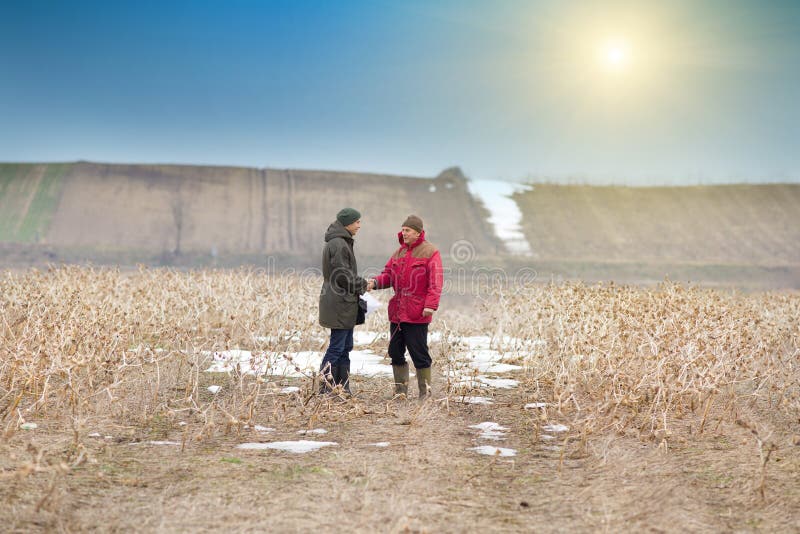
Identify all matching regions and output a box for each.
[0,163,69,242]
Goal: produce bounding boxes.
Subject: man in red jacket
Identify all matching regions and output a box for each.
[370,215,443,399]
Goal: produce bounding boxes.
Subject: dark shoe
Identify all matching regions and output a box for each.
[318,362,334,394]
[392,364,409,396]
[416,367,432,400]
[335,363,352,395]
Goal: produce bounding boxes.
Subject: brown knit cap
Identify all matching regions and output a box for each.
[402,215,423,233]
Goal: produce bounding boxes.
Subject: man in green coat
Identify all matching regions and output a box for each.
[318,207,371,393]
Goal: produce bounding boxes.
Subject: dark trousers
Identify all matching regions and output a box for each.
[321,328,354,371]
[388,322,431,369]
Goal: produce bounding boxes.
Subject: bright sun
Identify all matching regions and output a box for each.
[599,39,632,71]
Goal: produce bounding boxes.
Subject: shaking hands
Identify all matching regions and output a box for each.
[364,277,433,316]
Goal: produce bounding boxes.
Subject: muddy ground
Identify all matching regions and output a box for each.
[2,369,798,533]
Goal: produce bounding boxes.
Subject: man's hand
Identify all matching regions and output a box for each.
[366,279,375,291]
[422,308,434,317]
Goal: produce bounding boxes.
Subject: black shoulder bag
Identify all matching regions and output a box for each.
[356,297,367,325]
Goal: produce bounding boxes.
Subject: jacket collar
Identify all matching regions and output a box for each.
[326,220,354,243]
[397,229,426,250]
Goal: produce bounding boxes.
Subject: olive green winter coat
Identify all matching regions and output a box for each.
[319,221,367,329]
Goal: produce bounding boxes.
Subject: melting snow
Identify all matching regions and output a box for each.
[237,440,338,453]
[481,362,522,373]
[207,385,221,394]
[469,422,509,432]
[477,377,519,389]
[206,349,393,377]
[428,331,444,343]
[348,350,394,376]
[543,424,569,433]
[253,425,275,433]
[470,446,517,457]
[370,442,390,447]
[279,386,300,394]
[353,330,386,346]
[455,396,494,405]
[470,421,510,441]
[203,332,543,395]
[451,374,519,390]
[525,403,548,409]
[466,180,534,256]
[19,422,37,430]
[455,348,523,374]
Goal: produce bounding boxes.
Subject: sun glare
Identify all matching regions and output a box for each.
[599,39,632,71]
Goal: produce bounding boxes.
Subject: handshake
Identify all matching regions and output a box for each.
[363,277,433,317]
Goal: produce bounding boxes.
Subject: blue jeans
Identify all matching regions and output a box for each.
[320,328,354,371]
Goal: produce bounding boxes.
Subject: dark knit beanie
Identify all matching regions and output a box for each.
[336,207,361,226]
[402,215,423,233]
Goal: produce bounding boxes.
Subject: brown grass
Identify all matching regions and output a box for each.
[1,267,799,532]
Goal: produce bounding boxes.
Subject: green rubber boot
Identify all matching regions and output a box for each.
[417,367,432,400]
[392,364,409,396]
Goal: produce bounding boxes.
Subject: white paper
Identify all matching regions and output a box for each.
[360,292,381,315]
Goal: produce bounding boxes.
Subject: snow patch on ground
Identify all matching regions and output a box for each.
[204,333,544,396]
[451,373,520,390]
[525,403,548,409]
[476,377,519,389]
[237,440,337,453]
[370,442,390,447]
[543,424,569,433]
[469,422,510,432]
[469,421,510,441]
[205,349,392,377]
[470,446,517,457]
[454,396,494,405]
[253,332,308,344]
[352,330,387,346]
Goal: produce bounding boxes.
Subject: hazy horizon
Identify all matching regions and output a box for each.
[3,158,798,188]
[2,0,799,184]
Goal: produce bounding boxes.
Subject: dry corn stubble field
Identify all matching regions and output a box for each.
[1,267,799,533]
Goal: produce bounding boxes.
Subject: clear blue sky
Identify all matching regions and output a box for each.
[2,0,799,184]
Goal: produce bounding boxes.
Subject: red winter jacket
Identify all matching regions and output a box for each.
[374,230,443,324]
